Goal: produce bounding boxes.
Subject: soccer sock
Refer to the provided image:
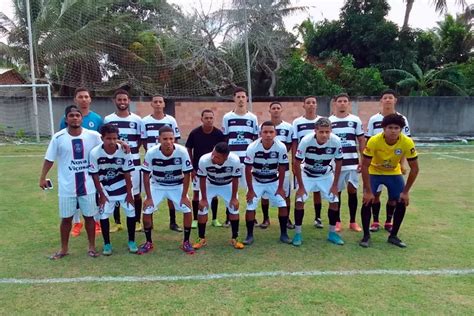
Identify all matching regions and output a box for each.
[169,207,176,225]
[198,222,206,239]
[295,208,304,233]
[134,197,142,224]
[226,208,230,223]
[126,216,136,242]
[211,198,218,220]
[113,203,121,224]
[314,203,322,220]
[230,219,239,239]
[372,202,381,222]
[361,204,372,238]
[144,227,152,243]
[100,219,110,244]
[336,192,342,222]
[348,193,358,223]
[328,209,338,232]
[184,227,191,242]
[390,202,406,237]
[262,203,269,221]
[278,215,288,236]
[246,218,254,237]
[386,203,396,223]
[192,200,199,220]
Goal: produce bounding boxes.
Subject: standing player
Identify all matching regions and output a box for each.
[291,96,324,228]
[222,87,259,226]
[140,126,194,254]
[366,89,411,232]
[140,95,183,232]
[89,124,138,255]
[186,109,225,228]
[40,105,102,259]
[243,121,291,245]
[293,118,344,246]
[193,142,244,250]
[359,114,419,248]
[329,93,365,232]
[104,90,143,234]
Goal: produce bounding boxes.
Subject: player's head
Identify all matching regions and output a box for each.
[74,87,91,110]
[269,101,282,119]
[113,89,130,111]
[380,89,397,111]
[233,87,248,109]
[260,121,276,142]
[201,109,214,128]
[100,123,119,149]
[151,95,165,111]
[333,93,350,115]
[382,113,405,140]
[314,117,332,144]
[303,96,317,115]
[64,105,82,128]
[211,141,230,165]
[158,125,175,151]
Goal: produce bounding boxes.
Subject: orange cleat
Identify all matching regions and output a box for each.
[71,222,83,237]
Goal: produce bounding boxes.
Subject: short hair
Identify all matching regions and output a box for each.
[315,117,332,129]
[303,95,317,103]
[382,114,406,129]
[201,109,214,117]
[233,87,247,96]
[152,94,164,99]
[74,87,90,98]
[99,123,119,137]
[64,105,81,117]
[381,89,397,98]
[269,101,282,108]
[158,126,174,135]
[261,121,275,128]
[113,89,130,99]
[214,142,230,155]
[334,93,350,101]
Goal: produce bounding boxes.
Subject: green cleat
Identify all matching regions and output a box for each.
[191,220,198,229]
[212,219,223,227]
[327,231,344,245]
[292,233,303,246]
[128,241,138,253]
[102,243,112,256]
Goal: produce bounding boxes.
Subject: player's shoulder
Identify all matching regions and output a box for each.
[246,111,258,120]
[274,139,287,150]
[174,143,188,153]
[247,139,260,150]
[328,115,337,122]
[83,128,101,138]
[300,131,314,143]
[200,152,212,162]
[89,143,103,155]
[228,152,241,164]
[292,116,304,125]
[369,112,382,121]
[399,133,415,146]
[129,112,142,121]
[103,113,116,121]
[329,133,342,144]
[189,126,202,136]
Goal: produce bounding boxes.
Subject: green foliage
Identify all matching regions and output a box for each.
[436,14,473,64]
[458,58,474,95]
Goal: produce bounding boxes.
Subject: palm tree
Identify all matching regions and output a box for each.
[402,0,467,30]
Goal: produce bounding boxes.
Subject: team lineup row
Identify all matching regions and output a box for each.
[39,87,419,259]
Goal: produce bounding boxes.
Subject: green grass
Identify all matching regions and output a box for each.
[0,144,473,314]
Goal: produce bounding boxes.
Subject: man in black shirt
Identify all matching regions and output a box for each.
[186,109,226,228]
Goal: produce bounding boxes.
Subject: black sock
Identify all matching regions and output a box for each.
[246,219,254,237]
[211,198,218,220]
[126,216,136,242]
[390,202,406,237]
[372,202,381,222]
[184,227,191,242]
[348,193,358,223]
[261,202,269,221]
[328,209,338,226]
[113,203,121,224]
[230,219,239,239]
[336,192,341,222]
[134,196,142,224]
[295,209,304,226]
[361,204,372,238]
[198,222,206,239]
[386,203,396,223]
[192,200,199,220]
[100,219,110,244]
[144,227,152,243]
[169,207,176,225]
[314,203,322,220]
[226,208,230,222]
[278,215,288,236]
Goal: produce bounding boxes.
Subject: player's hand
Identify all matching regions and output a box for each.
[125,193,134,207]
[399,192,410,206]
[180,195,191,209]
[191,170,197,182]
[246,189,256,203]
[363,191,375,206]
[276,187,286,200]
[330,184,338,198]
[199,198,209,211]
[401,165,408,175]
[357,163,362,173]
[143,197,154,212]
[296,187,306,201]
[118,140,131,154]
[99,193,109,209]
[39,179,48,190]
[230,198,239,211]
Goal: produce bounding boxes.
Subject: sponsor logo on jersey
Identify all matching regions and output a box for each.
[74,143,82,153]
[185,160,191,167]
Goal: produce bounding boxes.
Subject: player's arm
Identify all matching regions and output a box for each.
[199,176,209,210]
[230,176,239,211]
[293,157,305,199]
[276,164,286,198]
[116,140,131,153]
[187,147,196,181]
[92,174,108,208]
[142,171,153,210]
[331,159,342,196]
[180,171,191,208]
[123,172,134,206]
[361,155,374,205]
[356,134,366,172]
[245,164,255,202]
[39,160,54,189]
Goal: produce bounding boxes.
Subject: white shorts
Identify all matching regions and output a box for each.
[192,175,199,192]
[247,180,287,211]
[131,169,141,196]
[297,174,339,203]
[262,171,291,199]
[59,193,98,218]
[98,199,135,220]
[198,183,239,215]
[144,185,191,214]
[337,169,359,192]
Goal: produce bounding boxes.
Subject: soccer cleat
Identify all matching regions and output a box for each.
[110,223,123,233]
[279,234,292,244]
[181,241,195,254]
[192,238,207,250]
[260,219,270,229]
[135,222,143,232]
[128,241,138,253]
[387,236,407,248]
[95,221,102,234]
[243,236,254,245]
[335,221,342,232]
[359,236,371,248]
[169,223,183,232]
[369,222,380,232]
[191,220,198,229]
[211,219,223,227]
[102,243,112,256]
[349,222,362,232]
[292,233,303,246]
[384,222,393,232]
[314,218,323,229]
[327,231,344,245]
[137,241,154,255]
[287,219,295,230]
[223,220,231,228]
[71,222,83,237]
[231,239,245,249]
[253,219,260,227]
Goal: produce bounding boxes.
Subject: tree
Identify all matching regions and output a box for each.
[402,0,467,30]
[435,14,473,64]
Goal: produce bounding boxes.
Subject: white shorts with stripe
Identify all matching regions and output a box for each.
[262,170,291,199]
[144,184,191,214]
[247,180,287,211]
[198,183,239,215]
[337,169,359,192]
[59,193,97,218]
[98,199,135,220]
[297,173,339,203]
[192,175,200,192]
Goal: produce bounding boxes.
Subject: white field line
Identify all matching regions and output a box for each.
[0,154,43,158]
[432,153,474,162]
[1,269,473,285]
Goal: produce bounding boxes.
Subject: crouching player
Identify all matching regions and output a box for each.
[89,124,138,255]
[140,126,195,254]
[243,121,291,245]
[293,118,344,246]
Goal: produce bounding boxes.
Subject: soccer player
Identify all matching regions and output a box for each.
[89,124,138,255]
[359,114,419,248]
[104,90,143,233]
[186,109,225,228]
[329,93,365,232]
[291,96,324,229]
[293,118,344,247]
[243,121,291,245]
[140,95,183,232]
[366,89,411,232]
[193,142,244,250]
[40,105,102,259]
[222,87,259,226]
[140,126,195,254]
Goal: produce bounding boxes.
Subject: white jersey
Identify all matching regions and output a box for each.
[292,116,323,143]
[274,121,293,145]
[222,111,259,163]
[104,113,142,167]
[198,152,242,186]
[296,133,343,178]
[366,112,411,137]
[45,128,102,197]
[89,144,135,201]
[140,114,181,150]
[142,144,193,187]
[244,139,289,183]
[329,114,364,171]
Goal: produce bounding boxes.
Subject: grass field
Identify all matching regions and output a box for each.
[0,143,473,314]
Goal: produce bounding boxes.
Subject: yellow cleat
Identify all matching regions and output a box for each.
[231,239,245,249]
[192,238,207,249]
[135,222,143,232]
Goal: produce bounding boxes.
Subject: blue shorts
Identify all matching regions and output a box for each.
[369,175,405,201]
